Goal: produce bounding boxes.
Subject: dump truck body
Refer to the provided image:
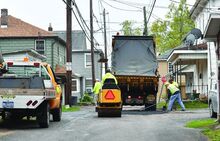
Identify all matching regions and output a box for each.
[112,36,159,110]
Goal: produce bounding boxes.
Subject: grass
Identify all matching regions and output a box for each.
[157,100,208,110]
[62,105,80,112]
[185,119,220,141]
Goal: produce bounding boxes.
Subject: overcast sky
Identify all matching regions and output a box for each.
[0,0,195,49]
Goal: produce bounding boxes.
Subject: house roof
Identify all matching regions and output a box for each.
[157,49,173,60]
[54,30,87,50]
[158,43,207,61]
[0,15,54,37]
[3,49,46,61]
[190,0,208,20]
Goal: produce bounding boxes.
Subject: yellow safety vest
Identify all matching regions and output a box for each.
[102,73,118,84]
[172,81,179,88]
[93,82,102,95]
[167,83,179,95]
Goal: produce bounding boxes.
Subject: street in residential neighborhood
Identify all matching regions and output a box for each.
[0,0,220,141]
[0,106,209,141]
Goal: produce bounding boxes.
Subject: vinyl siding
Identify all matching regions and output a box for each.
[0,38,66,70]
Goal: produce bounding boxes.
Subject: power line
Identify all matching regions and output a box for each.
[100,0,142,12]
[147,0,156,24]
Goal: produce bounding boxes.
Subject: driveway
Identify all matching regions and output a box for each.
[0,106,209,141]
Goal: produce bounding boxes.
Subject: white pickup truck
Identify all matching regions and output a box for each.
[0,60,62,128]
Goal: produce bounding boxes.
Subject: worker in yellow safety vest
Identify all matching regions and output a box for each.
[169,77,179,88]
[93,80,102,105]
[102,69,118,85]
[165,82,185,111]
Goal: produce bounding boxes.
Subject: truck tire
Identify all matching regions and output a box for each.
[52,104,62,122]
[98,112,104,117]
[38,102,50,128]
[209,102,217,118]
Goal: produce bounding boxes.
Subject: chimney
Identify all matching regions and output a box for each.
[1,9,8,28]
[48,23,53,31]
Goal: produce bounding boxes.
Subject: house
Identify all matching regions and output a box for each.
[55,30,103,100]
[157,50,173,99]
[190,0,220,118]
[166,43,208,100]
[0,9,66,71]
[0,9,67,103]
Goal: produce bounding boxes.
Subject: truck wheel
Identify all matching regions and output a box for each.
[38,102,50,128]
[209,102,217,118]
[52,104,62,122]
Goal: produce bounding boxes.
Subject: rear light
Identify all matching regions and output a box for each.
[32,100,38,106]
[128,96,131,99]
[26,100,32,106]
[105,90,115,100]
[34,62,40,67]
[138,96,142,99]
[7,62,13,67]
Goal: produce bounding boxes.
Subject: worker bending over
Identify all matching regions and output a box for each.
[165,82,185,111]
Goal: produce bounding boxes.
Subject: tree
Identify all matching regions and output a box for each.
[150,0,195,53]
[120,20,142,36]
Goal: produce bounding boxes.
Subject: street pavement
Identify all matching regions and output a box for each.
[0,106,209,141]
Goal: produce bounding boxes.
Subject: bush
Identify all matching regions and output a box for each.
[78,93,95,106]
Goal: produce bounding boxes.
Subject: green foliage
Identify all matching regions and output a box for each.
[62,106,80,112]
[80,93,93,103]
[185,118,220,141]
[185,119,216,128]
[120,20,142,36]
[150,0,195,53]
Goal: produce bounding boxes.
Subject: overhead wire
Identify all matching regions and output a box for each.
[62,0,100,51]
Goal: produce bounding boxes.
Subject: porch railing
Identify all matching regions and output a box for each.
[179,85,208,100]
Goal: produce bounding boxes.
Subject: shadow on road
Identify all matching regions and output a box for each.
[0,118,48,130]
[122,106,168,115]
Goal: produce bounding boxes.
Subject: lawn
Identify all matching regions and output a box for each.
[62,106,80,112]
[185,118,220,141]
[157,100,208,110]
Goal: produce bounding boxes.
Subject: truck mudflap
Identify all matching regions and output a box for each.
[0,88,56,109]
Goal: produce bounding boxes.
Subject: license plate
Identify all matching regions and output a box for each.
[2,101,14,108]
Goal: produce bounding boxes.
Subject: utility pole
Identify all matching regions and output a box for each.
[90,0,95,86]
[143,6,148,36]
[103,9,108,73]
[66,0,72,105]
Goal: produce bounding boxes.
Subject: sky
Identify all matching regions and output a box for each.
[0,0,195,51]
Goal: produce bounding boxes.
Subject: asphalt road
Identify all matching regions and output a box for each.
[0,106,209,141]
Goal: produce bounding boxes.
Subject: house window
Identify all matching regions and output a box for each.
[72,79,79,92]
[168,62,173,73]
[35,40,45,54]
[85,78,93,93]
[85,53,91,68]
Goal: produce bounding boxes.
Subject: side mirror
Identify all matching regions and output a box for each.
[56,77,63,84]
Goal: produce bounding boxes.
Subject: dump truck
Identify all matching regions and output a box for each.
[111,36,159,111]
[0,58,62,128]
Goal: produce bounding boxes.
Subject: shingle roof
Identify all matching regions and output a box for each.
[0,15,54,37]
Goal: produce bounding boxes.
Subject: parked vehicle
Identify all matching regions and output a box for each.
[208,45,218,118]
[0,58,62,128]
[111,36,159,111]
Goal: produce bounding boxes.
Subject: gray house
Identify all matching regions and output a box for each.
[55,30,103,99]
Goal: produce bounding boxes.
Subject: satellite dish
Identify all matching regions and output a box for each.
[190,28,202,39]
[185,34,196,46]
